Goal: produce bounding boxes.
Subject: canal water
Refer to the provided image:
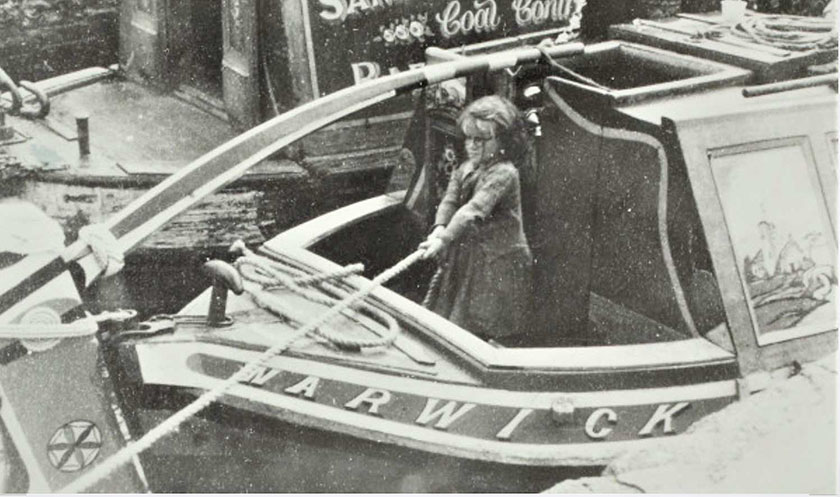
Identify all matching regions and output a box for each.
[82,249,234,319]
[80,168,419,319]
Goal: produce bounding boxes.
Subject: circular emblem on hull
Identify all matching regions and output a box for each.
[47,420,102,472]
[19,306,62,352]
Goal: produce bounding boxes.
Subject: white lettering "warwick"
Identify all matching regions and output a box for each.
[238,366,279,386]
[415,399,476,429]
[638,402,689,436]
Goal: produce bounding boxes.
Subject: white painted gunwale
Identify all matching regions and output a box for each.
[136,342,736,467]
[140,342,736,408]
[258,199,735,372]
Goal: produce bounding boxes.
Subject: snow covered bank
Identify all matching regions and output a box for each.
[547,353,837,494]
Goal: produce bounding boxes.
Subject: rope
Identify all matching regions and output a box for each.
[234,253,363,290]
[60,248,423,493]
[536,46,610,91]
[0,317,97,339]
[701,13,837,51]
[78,223,125,277]
[422,266,444,309]
[736,15,836,50]
[1,308,135,351]
[231,242,400,350]
[0,65,23,115]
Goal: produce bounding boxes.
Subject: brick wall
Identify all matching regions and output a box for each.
[0,0,118,83]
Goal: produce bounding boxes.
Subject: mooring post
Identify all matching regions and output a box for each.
[76,114,90,156]
[203,260,244,327]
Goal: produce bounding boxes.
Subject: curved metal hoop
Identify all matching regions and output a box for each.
[0,66,23,115]
[19,80,51,119]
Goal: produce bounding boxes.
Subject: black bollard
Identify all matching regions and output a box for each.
[76,114,90,156]
[203,260,244,327]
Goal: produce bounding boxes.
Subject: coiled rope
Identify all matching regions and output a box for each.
[704,13,837,51]
[735,14,836,50]
[60,248,425,493]
[231,241,401,350]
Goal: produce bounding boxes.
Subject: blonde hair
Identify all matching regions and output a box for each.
[457,95,518,134]
[457,95,530,166]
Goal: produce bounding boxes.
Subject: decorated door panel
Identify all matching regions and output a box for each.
[672,100,838,374]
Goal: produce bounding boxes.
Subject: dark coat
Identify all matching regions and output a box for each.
[429,159,533,339]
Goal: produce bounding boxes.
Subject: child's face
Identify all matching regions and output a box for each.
[462,119,499,164]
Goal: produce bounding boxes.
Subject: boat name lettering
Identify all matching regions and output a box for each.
[415,399,476,430]
[435,0,501,39]
[511,0,575,27]
[351,61,426,85]
[318,0,398,23]
[238,365,280,386]
[638,402,689,436]
[345,388,392,415]
[496,408,533,440]
[227,362,697,440]
[284,375,320,399]
[584,407,617,439]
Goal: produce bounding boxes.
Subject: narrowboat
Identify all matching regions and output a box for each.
[0,0,588,258]
[0,8,837,494]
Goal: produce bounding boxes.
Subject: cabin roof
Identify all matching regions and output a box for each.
[616,84,837,126]
[609,13,837,84]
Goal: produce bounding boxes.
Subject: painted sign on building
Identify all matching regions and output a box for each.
[299,0,586,96]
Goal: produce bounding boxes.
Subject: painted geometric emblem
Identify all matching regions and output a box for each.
[47,420,102,472]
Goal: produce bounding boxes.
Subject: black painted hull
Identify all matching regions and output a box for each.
[133,404,600,493]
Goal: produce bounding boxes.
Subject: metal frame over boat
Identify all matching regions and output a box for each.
[0,18,836,494]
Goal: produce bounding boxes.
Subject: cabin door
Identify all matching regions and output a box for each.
[221,0,260,130]
[120,0,169,84]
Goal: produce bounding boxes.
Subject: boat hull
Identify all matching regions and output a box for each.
[132,403,601,493]
[106,336,738,492]
[0,337,146,493]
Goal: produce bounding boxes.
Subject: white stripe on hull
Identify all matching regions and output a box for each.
[134,341,735,467]
[137,342,736,409]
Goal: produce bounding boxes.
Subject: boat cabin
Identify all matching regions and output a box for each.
[263,39,837,375]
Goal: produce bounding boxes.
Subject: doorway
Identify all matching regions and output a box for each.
[177,0,224,106]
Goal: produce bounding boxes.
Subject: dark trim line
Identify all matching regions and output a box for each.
[0,256,66,317]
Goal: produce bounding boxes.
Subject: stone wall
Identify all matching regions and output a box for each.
[0,0,118,83]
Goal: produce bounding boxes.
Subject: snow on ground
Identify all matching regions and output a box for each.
[547,353,837,494]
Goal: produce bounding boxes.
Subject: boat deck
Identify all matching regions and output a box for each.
[10,78,239,177]
[611,12,836,83]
